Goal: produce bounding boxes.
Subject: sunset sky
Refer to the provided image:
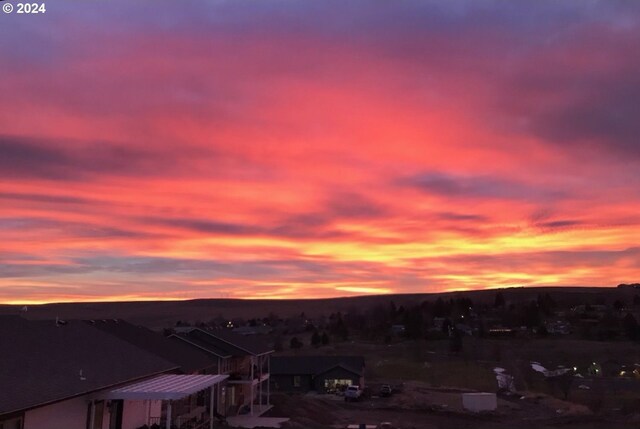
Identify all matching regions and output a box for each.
[1,1,640,303]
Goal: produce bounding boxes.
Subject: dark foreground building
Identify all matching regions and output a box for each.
[0,316,278,429]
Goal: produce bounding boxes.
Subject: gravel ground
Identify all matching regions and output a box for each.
[267,382,639,429]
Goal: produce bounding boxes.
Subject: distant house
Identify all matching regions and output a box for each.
[0,316,227,429]
[270,356,365,394]
[171,328,274,416]
[487,326,516,337]
[454,323,473,336]
[545,320,571,335]
[232,325,272,336]
[431,317,446,332]
[390,324,405,335]
[572,304,609,319]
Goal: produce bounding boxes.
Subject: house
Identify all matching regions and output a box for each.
[171,328,274,416]
[545,320,571,335]
[572,304,609,319]
[454,323,473,336]
[0,316,227,429]
[431,317,447,332]
[390,324,405,335]
[270,356,365,393]
[231,325,273,336]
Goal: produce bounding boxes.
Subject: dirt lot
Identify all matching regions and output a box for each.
[278,336,640,412]
[268,384,638,429]
[272,337,640,428]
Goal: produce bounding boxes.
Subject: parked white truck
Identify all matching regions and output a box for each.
[344,385,363,401]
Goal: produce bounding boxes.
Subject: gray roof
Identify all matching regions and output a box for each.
[271,355,365,376]
[173,328,273,357]
[0,316,177,416]
[172,331,233,358]
[89,319,218,374]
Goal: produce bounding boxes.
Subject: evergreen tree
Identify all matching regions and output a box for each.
[290,337,303,350]
[274,335,284,352]
[403,306,424,339]
[311,330,321,347]
[449,327,463,353]
[523,301,542,328]
[389,301,398,322]
[331,314,349,341]
[537,293,556,316]
[623,313,639,340]
[434,298,447,317]
[494,291,505,308]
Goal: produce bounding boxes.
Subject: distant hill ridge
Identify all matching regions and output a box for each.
[0,286,636,329]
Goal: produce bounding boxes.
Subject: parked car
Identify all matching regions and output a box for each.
[344,385,362,401]
[380,384,392,397]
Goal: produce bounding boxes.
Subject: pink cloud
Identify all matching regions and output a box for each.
[0,1,639,302]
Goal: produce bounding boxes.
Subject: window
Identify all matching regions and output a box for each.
[93,401,104,429]
[324,379,352,393]
[86,401,105,429]
[0,416,23,429]
[293,376,301,387]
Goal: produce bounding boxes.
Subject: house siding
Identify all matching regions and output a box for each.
[270,374,313,392]
[23,396,89,429]
[121,399,149,429]
[271,366,362,394]
[271,367,364,393]
[22,394,164,429]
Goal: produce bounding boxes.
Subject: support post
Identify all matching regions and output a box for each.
[89,400,95,429]
[261,356,264,408]
[209,386,214,429]
[250,357,254,415]
[267,356,271,406]
[166,401,172,429]
[256,356,260,411]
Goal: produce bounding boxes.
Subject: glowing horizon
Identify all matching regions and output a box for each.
[1,1,640,303]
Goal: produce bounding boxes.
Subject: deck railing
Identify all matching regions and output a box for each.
[146,416,211,429]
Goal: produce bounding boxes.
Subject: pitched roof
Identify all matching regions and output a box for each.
[88,319,218,374]
[0,316,177,416]
[315,362,363,377]
[271,356,365,376]
[205,328,274,356]
[173,328,273,357]
[172,330,233,358]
